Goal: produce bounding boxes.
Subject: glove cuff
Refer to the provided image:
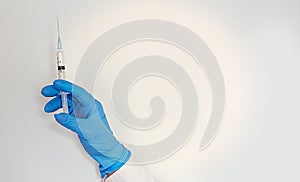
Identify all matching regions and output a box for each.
[99,147,131,178]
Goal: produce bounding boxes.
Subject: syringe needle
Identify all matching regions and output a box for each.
[56,17,60,37]
[56,17,62,50]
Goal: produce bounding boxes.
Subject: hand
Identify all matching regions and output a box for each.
[41,80,131,178]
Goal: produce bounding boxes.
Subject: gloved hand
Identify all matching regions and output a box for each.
[41,80,131,178]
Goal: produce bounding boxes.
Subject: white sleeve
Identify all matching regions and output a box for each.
[105,164,159,182]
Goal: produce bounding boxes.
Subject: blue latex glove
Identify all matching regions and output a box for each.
[41,80,131,178]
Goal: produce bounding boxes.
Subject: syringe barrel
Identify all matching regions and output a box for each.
[56,48,68,113]
[56,49,65,66]
[57,69,66,79]
[56,49,66,78]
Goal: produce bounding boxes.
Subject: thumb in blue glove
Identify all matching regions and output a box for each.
[41,80,131,178]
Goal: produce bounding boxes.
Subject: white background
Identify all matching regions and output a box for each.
[0,0,299,181]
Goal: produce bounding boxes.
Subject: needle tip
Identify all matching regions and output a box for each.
[56,16,60,37]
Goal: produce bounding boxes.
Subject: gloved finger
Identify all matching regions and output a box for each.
[53,79,94,106]
[44,96,61,113]
[54,113,80,133]
[44,95,73,113]
[41,85,59,97]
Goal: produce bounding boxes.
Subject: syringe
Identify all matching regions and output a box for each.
[56,17,69,113]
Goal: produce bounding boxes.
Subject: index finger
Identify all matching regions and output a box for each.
[53,79,94,105]
[41,85,59,97]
